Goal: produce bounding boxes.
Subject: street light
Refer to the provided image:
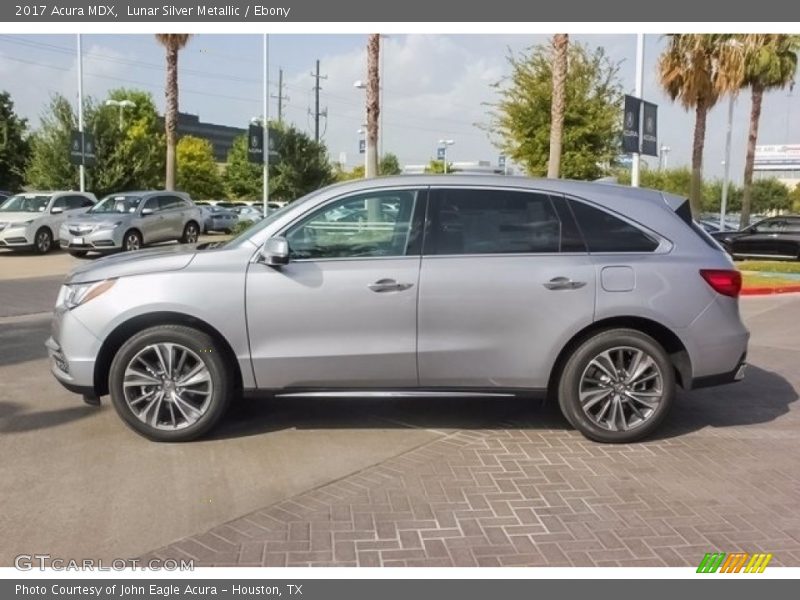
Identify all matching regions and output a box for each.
[354,81,369,178]
[438,139,454,173]
[105,99,136,130]
[659,145,671,170]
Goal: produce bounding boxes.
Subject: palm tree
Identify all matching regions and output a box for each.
[155,34,191,190]
[738,34,799,228]
[659,34,743,216]
[547,34,569,179]
[365,34,380,179]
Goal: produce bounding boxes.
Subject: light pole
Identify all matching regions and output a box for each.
[659,145,670,170]
[105,99,136,130]
[354,80,369,177]
[357,126,367,176]
[631,33,645,188]
[439,139,454,173]
[720,94,735,232]
[76,34,85,192]
[262,33,270,218]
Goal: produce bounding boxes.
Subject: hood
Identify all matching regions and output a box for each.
[65,212,133,226]
[67,245,197,284]
[0,211,43,224]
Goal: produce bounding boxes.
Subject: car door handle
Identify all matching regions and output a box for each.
[368,278,414,293]
[543,276,586,290]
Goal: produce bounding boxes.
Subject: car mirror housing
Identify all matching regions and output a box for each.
[259,236,290,267]
[51,207,64,214]
[141,208,154,216]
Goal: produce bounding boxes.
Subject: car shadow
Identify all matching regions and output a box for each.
[209,365,796,443]
[0,400,96,434]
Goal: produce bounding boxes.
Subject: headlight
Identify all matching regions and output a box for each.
[61,279,117,310]
[95,221,122,231]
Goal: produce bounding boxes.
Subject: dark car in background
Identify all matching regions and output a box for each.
[711,216,800,260]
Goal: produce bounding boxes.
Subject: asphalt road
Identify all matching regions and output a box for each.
[1,292,799,566]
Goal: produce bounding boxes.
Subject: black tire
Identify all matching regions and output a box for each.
[181,221,200,244]
[108,325,232,442]
[69,250,89,258]
[557,328,675,443]
[122,229,142,252]
[33,227,53,254]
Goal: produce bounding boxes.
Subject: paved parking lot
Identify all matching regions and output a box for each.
[1,255,799,567]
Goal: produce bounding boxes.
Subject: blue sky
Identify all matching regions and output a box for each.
[1,33,798,181]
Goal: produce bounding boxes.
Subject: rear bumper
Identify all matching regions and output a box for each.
[691,353,747,389]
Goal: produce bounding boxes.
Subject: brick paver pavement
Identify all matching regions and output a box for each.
[145,299,800,568]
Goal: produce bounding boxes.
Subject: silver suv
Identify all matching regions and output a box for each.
[59,191,202,256]
[47,177,749,443]
[0,191,97,253]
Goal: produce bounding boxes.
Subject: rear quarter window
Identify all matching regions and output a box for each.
[567,198,659,253]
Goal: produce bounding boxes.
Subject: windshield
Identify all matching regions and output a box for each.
[0,194,52,213]
[224,191,325,248]
[90,195,144,214]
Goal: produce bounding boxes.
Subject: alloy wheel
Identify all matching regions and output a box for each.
[578,346,664,432]
[122,343,213,431]
[36,230,51,253]
[125,233,140,251]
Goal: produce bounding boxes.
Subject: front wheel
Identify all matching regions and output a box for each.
[108,325,232,442]
[33,228,53,254]
[557,329,675,443]
[181,222,199,244]
[122,230,142,252]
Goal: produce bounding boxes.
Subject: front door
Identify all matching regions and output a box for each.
[734,219,786,256]
[246,187,426,389]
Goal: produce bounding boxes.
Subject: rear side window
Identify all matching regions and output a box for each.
[567,198,659,253]
[784,218,800,233]
[426,189,565,255]
[158,196,182,210]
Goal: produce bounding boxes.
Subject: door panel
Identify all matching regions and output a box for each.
[417,188,596,389]
[246,187,425,389]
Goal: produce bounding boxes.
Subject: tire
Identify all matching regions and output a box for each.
[557,328,675,443]
[69,250,89,258]
[108,325,232,442]
[181,221,199,244]
[122,229,142,252]
[33,227,53,254]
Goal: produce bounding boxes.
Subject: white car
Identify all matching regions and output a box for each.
[0,191,97,254]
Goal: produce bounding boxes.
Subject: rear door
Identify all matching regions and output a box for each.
[417,187,596,390]
[157,195,185,241]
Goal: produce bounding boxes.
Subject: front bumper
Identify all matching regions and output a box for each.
[59,227,124,252]
[46,305,102,395]
[0,225,34,247]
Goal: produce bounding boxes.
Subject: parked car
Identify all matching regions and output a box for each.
[711,216,800,260]
[0,190,12,204]
[233,205,264,225]
[47,176,749,443]
[0,191,97,253]
[199,205,237,233]
[59,191,202,256]
[698,219,721,234]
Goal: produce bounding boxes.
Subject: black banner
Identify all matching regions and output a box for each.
[69,131,96,166]
[247,123,264,164]
[622,95,641,154]
[641,101,658,157]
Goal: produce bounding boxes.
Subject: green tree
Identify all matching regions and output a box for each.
[490,41,622,180]
[737,34,799,227]
[658,34,743,216]
[424,159,454,174]
[334,163,364,181]
[379,152,401,175]
[224,122,334,202]
[176,135,224,199]
[26,90,164,197]
[750,178,791,214]
[0,91,30,191]
[791,183,800,212]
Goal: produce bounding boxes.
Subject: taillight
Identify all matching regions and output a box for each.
[700,269,742,298]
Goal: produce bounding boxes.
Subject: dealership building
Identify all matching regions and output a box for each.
[754,144,800,189]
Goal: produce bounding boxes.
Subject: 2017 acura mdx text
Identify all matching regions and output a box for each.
[47,176,750,443]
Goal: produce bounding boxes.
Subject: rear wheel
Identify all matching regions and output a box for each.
[123,230,142,252]
[33,228,53,254]
[181,221,199,244]
[557,329,675,443]
[108,325,232,442]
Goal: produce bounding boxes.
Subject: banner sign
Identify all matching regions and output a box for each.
[69,130,96,166]
[622,94,641,154]
[641,101,658,157]
[247,123,264,164]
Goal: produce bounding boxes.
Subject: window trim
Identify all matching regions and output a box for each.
[276,186,429,263]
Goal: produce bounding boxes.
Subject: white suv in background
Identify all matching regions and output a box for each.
[0,191,97,254]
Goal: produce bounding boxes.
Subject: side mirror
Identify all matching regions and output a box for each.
[259,236,290,267]
[50,207,64,214]
[141,208,154,216]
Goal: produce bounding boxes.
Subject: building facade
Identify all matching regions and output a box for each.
[754,144,800,189]
[158,112,245,162]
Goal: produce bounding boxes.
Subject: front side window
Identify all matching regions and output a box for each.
[425,188,562,255]
[286,190,420,260]
[568,198,659,253]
